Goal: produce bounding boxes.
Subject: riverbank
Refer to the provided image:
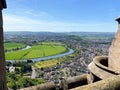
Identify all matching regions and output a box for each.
[5,42,67,60]
[6,48,74,62]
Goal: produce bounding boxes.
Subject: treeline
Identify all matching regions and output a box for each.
[7,72,45,90]
[7,61,46,90]
[6,61,32,74]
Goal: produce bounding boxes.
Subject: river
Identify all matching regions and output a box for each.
[31,48,74,62]
[6,46,74,62]
[21,45,31,50]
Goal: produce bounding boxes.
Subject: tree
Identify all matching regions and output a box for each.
[0,0,7,90]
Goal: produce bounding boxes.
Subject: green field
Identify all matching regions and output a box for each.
[5,42,67,60]
[41,42,64,45]
[4,42,25,51]
[34,59,58,68]
[33,53,76,69]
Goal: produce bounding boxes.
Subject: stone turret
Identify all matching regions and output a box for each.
[109,16,120,74]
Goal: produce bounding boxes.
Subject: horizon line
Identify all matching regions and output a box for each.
[4,31,115,33]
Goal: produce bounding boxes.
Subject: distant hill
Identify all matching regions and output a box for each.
[4,31,115,41]
[4,31,66,36]
[65,32,115,40]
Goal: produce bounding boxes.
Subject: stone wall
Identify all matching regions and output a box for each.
[109,17,120,74]
[70,75,120,90]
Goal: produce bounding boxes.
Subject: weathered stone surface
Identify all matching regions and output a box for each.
[70,75,120,90]
[88,62,115,80]
[109,16,120,74]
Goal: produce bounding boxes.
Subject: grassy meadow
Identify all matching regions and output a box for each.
[33,56,66,68]
[4,42,25,51]
[33,59,58,68]
[5,42,67,60]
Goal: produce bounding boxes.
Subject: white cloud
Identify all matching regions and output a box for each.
[23,9,49,18]
[3,14,116,32]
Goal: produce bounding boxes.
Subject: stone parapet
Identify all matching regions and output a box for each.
[70,75,120,90]
[88,56,116,81]
[92,56,116,74]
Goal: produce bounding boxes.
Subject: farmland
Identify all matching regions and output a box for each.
[33,59,58,68]
[4,42,25,51]
[5,42,67,60]
[33,53,76,69]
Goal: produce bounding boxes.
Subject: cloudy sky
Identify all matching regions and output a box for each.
[2,0,120,32]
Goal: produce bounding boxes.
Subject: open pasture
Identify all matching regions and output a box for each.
[33,59,58,68]
[4,42,25,51]
[6,42,67,60]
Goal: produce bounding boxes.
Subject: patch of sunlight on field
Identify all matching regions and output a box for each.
[41,42,64,45]
[34,59,58,68]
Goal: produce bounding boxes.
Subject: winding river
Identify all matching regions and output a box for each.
[21,45,31,50]
[31,48,74,62]
[6,46,74,62]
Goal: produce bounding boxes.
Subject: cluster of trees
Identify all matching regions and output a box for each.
[6,61,46,89]
[7,72,45,90]
[6,61,32,74]
[5,46,25,52]
[4,41,26,52]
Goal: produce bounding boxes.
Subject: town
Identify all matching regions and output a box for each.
[5,32,113,89]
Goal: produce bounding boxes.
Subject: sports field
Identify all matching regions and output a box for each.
[5,42,67,60]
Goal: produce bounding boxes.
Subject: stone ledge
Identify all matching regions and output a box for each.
[88,62,115,79]
[93,56,116,74]
[70,75,120,90]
